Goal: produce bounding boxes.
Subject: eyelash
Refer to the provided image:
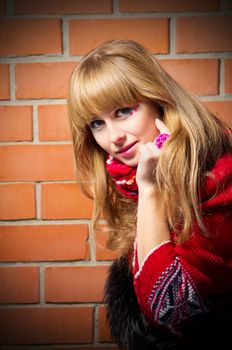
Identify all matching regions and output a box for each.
[89,106,136,130]
[117,107,134,117]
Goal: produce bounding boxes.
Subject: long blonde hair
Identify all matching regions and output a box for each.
[68,39,231,254]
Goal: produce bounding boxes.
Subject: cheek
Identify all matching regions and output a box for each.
[132,119,155,137]
[138,118,158,140]
[92,133,108,152]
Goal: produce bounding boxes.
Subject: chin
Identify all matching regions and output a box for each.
[123,159,138,167]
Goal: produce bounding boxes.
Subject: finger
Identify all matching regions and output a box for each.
[139,142,160,159]
[146,141,160,155]
[155,118,170,134]
[139,144,151,157]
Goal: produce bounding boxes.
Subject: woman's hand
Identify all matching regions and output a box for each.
[136,119,170,190]
[136,118,171,266]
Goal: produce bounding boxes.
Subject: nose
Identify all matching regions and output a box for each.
[108,125,125,145]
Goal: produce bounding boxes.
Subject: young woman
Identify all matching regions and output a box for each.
[68,39,232,349]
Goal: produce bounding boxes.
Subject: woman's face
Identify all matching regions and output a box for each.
[89,101,160,167]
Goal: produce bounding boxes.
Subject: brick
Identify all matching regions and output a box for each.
[0,64,10,100]
[0,307,93,344]
[0,267,39,304]
[14,0,112,14]
[15,62,77,99]
[0,183,35,220]
[0,19,62,56]
[0,105,33,141]
[98,306,113,342]
[95,228,120,261]
[120,0,219,12]
[45,265,109,302]
[204,101,232,127]
[176,15,232,53]
[0,0,6,14]
[38,104,71,141]
[41,183,93,219]
[70,18,169,55]
[225,59,232,94]
[161,59,219,96]
[0,144,75,181]
[0,224,89,262]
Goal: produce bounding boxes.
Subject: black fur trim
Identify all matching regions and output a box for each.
[104,255,182,350]
[104,255,232,350]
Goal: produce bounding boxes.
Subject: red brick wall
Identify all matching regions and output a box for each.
[0,0,231,348]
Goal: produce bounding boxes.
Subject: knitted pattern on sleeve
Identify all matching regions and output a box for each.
[132,154,232,332]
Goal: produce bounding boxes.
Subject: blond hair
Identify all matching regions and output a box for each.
[68,39,231,254]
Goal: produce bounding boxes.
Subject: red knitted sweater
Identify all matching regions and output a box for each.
[132,154,232,333]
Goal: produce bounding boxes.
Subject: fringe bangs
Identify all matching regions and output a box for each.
[71,58,140,128]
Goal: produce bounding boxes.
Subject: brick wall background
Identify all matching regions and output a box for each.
[0,0,231,349]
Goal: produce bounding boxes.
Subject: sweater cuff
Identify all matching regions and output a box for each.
[134,241,177,286]
[134,240,171,279]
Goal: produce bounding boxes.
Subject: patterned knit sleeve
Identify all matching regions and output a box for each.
[133,154,232,331]
[133,230,231,332]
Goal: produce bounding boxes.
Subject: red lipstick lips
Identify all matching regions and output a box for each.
[117,142,137,154]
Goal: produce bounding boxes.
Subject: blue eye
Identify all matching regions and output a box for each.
[89,119,104,130]
[116,107,134,117]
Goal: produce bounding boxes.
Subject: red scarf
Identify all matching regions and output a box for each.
[105,154,138,200]
[105,133,170,199]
